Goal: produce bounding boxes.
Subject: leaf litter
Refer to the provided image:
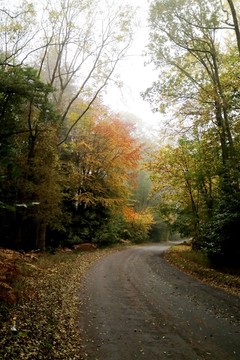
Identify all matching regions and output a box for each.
[0,247,119,359]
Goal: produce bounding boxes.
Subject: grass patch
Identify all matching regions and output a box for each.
[36,250,79,269]
[164,244,240,296]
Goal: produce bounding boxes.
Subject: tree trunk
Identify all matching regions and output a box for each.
[36,222,47,252]
[227,0,240,56]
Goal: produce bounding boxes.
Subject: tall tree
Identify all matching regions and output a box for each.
[59,103,143,245]
[145,0,240,191]
[0,0,135,250]
[225,0,240,56]
[0,65,61,250]
[145,136,220,237]
[144,0,240,265]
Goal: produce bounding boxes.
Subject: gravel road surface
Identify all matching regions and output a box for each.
[78,243,240,360]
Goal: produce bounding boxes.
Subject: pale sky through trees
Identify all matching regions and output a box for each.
[5,0,162,132]
[103,0,162,132]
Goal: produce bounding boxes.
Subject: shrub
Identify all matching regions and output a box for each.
[194,194,240,268]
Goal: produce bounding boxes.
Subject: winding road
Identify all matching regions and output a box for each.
[78,243,240,360]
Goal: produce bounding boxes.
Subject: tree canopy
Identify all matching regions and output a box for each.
[1,0,240,267]
[144,0,240,266]
[0,0,154,251]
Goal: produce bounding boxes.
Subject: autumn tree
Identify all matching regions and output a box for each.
[145,135,220,233]
[0,0,135,250]
[57,103,144,246]
[146,0,237,176]
[121,206,154,244]
[144,0,240,265]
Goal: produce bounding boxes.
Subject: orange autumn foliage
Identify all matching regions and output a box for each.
[65,106,143,209]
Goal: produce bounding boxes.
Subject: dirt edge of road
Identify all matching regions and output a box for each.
[164,244,240,296]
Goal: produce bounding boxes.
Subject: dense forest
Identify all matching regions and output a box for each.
[0,0,155,253]
[0,0,240,268]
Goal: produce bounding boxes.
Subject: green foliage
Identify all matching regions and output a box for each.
[0,302,9,323]
[92,215,123,246]
[0,64,61,249]
[147,136,240,267]
[52,201,121,248]
[145,0,240,268]
[0,1,141,253]
[172,207,198,238]
[53,106,144,248]
[194,194,240,267]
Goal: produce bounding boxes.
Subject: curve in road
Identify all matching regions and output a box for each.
[78,243,240,360]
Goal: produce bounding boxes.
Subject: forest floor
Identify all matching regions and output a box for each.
[0,242,239,359]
